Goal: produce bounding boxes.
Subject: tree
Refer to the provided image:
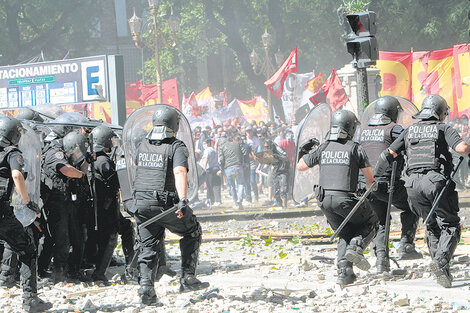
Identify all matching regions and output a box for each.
[0,0,101,65]
[142,0,468,101]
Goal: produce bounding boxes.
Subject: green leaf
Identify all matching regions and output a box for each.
[263,236,273,246]
[279,251,288,259]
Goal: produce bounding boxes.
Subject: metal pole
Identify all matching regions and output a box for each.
[356,67,369,117]
[152,12,162,104]
[264,44,274,122]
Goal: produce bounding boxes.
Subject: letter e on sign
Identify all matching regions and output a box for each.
[81,60,106,101]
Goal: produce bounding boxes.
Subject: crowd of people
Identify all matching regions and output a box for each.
[191,118,299,210]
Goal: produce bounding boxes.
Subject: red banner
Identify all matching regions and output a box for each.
[264,47,297,99]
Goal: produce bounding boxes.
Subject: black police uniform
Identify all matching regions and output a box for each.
[0,146,39,301]
[131,137,202,291]
[87,150,120,281]
[360,123,419,265]
[115,148,136,267]
[271,144,290,206]
[389,120,462,276]
[40,142,74,281]
[303,139,377,281]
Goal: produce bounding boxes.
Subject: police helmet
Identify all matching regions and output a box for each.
[368,96,400,126]
[90,125,116,152]
[329,110,358,141]
[48,112,89,139]
[413,94,449,121]
[0,116,22,148]
[147,106,180,141]
[63,131,88,164]
[16,107,44,122]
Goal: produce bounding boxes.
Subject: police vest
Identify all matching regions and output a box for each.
[115,151,132,203]
[405,121,451,174]
[0,146,18,201]
[133,140,174,195]
[319,140,359,192]
[360,123,396,167]
[41,143,69,193]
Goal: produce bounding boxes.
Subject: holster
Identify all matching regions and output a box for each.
[314,185,324,202]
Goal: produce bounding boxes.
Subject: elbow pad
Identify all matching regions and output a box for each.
[373,149,394,177]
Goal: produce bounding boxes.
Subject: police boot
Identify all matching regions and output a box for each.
[398,238,423,260]
[336,260,356,286]
[52,266,66,284]
[138,285,159,306]
[345,237,371,271]
[180,273,210,292]
[430,258,453,288]
[22,295,53,313]
[375,251,390,273]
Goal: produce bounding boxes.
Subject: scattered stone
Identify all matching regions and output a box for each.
[393,296,409,306]
[308,291,317,298]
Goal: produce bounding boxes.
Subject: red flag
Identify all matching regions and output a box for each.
[305,72,326,93]
[309,68,349,111]
[125,80,143,104]
[139,78,181,109]
[264,47,297,99]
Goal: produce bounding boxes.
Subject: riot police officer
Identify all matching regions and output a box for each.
[16,107,44,123]
[0,116,52,312]
[359,96,421,273]
[297,110,378,286]
[86,126,120,283]
[375,94,470,287]
[129,106,208,305]
[41,130,87,283]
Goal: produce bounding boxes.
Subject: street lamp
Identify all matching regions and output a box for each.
[128,3,180,104]
[250,30,281,122]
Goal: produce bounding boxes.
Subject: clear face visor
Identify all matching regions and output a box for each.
[68,143,88,164]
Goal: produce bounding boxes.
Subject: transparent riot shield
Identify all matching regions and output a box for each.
[122,104,198,201]
[293,103,332,203]
[34,104,66,121]
[12,122,42,226]
[361,97,418,127]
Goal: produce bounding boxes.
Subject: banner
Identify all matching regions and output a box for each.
[264,47,297,99]
[281,72,316,123]
[237,96,269,123]
[377,44,470,118]
[139,78,180,109]
[310,68,349,112]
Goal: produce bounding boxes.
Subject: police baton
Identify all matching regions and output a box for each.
[329,181,378,242]
[138,204,179,230]
[384,160,398,255]
[89,133,99,231]
[423,156,464,225]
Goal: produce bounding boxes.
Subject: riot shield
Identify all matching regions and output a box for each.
[34,104,66,120]
[293,103,332,203]
[47,112,123,130]
[12,122,42,226]
[361,97,418,127]
[122,104,198,201]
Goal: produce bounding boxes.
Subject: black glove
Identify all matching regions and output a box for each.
[26,201,41,214]
[85,152,94,164]
[298,138,320,161]
[177,197,189,215]
[374,149,394,177]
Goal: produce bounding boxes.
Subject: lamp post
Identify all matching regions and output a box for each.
[250,30,283,122]
[128,1,180,104]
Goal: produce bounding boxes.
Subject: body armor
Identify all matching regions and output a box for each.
[41,143,69,194]
[405,121,451,175]
[319,140,359,192]
[133,140,173,198]
[0,147,17,202]
[360,123,396,167]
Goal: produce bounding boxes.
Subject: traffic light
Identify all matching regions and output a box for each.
[345,11,378,68]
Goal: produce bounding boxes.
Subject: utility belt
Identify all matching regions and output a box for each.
[133,190,178,207]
